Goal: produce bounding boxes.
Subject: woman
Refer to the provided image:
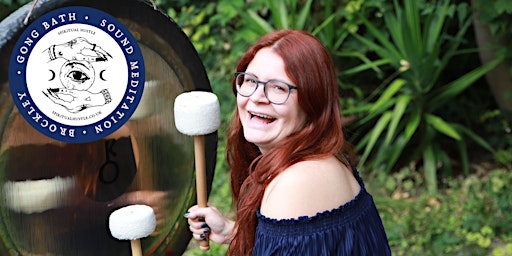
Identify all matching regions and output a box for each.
[185,30,391,255]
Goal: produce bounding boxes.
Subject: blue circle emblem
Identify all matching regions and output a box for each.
[9,6,145,143]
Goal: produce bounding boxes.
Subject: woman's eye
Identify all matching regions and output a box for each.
[269,83,287,93]
[245,78,257,85]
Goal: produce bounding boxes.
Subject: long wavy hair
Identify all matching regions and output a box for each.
[226,30,351,255]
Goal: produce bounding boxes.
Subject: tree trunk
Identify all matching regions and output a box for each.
[471,0,512,114]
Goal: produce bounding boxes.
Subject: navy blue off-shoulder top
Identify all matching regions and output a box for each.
[252,169,391,256]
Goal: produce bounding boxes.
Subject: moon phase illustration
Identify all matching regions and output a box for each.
[99,69,107,81]
[48,69,56,81]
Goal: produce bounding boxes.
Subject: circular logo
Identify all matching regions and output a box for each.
[9,6,145,143]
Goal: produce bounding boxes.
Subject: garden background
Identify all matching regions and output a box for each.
[2,0,511,255]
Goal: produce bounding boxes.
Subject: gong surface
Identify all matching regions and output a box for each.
[0,0,217,255]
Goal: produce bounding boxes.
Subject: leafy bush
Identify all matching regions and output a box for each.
[342,0,503,193]
[372,168,512,255]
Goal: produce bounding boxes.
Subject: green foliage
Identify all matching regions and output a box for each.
[0,0,31,21]
[473,0,512,58]
[241,0,314,34]
[492,243,512,256]
[343,0,503,193]
[373,168,512,255]
[479,110,512,167]
[3,0,511,255]
[157,0,512,254]
[183,242,228,256]
[216,0,388,53]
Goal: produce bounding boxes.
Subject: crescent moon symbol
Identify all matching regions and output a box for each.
[48,70,55,81]
[99,70,107,81]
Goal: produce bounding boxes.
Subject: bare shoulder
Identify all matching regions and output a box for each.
[260,156,361,219]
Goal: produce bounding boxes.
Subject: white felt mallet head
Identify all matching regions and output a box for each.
[174,91,221,136]
[2,176,76,214]
[109,204,156,256]
[173,91,220,251]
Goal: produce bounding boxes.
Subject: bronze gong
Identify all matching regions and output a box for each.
[0,0,217,255]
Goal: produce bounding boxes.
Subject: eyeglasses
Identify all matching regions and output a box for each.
[234,72,297,105]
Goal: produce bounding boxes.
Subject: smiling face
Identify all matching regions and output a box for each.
[237,47,307,153]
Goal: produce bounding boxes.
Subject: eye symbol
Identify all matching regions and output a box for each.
[60,60,95,90]
[67,70,90,83]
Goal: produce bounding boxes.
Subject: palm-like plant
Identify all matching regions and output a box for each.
[243,0,313,33]
[344,0,503,194]
[238,0,352,53]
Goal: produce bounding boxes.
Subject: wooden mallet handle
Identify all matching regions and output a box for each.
[174,91,220,251]
[194,135,210,250]
[130,239,142,256]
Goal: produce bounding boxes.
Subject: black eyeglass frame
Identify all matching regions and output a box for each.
[234,72,298,105]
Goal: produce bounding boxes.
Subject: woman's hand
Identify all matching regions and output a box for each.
[184,205,234,244]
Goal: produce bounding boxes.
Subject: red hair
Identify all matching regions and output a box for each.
[226,30,349,255]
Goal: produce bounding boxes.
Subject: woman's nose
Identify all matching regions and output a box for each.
[249,83,269,103]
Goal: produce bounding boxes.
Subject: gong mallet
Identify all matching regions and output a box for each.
[109,204,157,256]
[174,91,221,251]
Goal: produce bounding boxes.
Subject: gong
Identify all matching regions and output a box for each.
[0,0,217,255]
